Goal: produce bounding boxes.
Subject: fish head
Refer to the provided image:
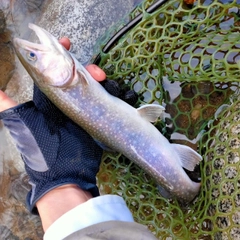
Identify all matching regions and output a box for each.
[13,23,75,88]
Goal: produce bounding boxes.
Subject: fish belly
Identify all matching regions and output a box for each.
[52,76,201,202]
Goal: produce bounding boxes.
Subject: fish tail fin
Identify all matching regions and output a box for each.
[171,143,202,171]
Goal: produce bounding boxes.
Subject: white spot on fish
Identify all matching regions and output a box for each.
[152,153,157,157]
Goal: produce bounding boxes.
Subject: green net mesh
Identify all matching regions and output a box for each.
[95,0,240,239]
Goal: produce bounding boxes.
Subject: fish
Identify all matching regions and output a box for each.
[13,23,202,202]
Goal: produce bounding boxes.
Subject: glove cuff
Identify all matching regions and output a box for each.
[0,101,35,119]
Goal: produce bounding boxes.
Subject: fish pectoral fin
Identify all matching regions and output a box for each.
[77,71,90,86]
[172,143,203,171]
[137,104,165,122]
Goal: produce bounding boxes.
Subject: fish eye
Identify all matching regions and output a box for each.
[27,52,37,61]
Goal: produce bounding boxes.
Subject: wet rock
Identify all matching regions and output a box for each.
[0,225,20,240]
[0,9,6,32]
[0,9,15,91]
[38,0,135,64]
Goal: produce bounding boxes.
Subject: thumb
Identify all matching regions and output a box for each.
[0,90,17,112]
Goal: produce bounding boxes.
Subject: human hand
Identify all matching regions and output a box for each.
[0,37,138,215]
[0,37,106,112]
[0,37,109,214]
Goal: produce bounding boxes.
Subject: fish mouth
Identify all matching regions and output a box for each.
[13,23,75,87]
[13,23,91,88]
[13,23,68,54]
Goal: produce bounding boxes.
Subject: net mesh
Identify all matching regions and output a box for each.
[95,0,240,239]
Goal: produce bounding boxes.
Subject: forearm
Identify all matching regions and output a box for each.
[36,184,92,231]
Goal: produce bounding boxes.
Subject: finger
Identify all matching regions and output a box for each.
[58,38,106,82]
[0,90,17,112]
[85,64,106,82]
[59,37,71,50]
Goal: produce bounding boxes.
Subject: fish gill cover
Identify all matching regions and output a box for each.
[95,0,240,239]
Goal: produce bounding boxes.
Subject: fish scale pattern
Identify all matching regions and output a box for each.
[96,0,240,239]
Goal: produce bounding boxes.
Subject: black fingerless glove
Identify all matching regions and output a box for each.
[101,79,138,106]
[0,86,103,214]
[0,80,138,214]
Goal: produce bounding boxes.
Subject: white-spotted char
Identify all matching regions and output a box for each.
[13,23,203,202]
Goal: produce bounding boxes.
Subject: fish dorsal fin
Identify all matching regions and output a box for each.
[172,144,202,171]
[137,104,165,122]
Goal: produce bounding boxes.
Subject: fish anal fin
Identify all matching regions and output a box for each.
[172,143,202,171]
[157,185,173,199]
[137,104,165,122]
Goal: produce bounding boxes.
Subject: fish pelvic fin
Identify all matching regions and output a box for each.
[137,104,165,122]
[172,144,202,171]
[94,139,115,152]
